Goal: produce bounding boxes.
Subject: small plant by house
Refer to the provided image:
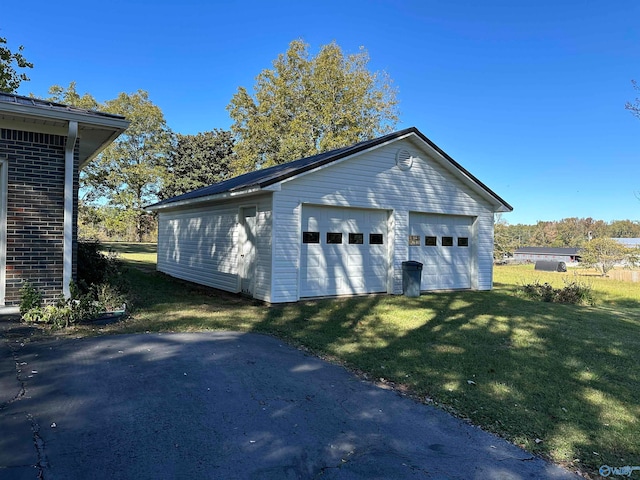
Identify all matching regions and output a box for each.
[19,281,42,316]
[20,240,130,328]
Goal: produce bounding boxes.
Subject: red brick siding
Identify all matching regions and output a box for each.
[1,128,80,306]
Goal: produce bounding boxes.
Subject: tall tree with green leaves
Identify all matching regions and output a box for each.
[89,90,172,242]
[227,39,399,175]
[47,84,172,242]
[161,129,234,200]
[47,81,99,110]
[0,37,33,93]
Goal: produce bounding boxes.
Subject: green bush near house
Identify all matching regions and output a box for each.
[20,240,130,328]
[19,281,42,315]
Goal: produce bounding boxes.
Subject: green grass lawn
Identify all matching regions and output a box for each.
[87,245,640,475]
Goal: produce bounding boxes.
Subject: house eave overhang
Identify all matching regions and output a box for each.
[0,99,129,167]
[0,99,128,129]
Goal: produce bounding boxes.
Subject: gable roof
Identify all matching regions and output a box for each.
[147,127,513,212]
[0,92,129,166]
[514,247,581,256]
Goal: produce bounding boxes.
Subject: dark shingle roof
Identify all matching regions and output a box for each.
[148,127,513,211]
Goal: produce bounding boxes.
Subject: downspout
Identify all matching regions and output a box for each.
[63,121,78,299]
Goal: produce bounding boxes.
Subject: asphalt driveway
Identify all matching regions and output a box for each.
[0,323,580,479]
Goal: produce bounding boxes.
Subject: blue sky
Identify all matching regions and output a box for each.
[3,0,639,225]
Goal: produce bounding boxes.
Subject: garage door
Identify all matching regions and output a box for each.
[301,206,389,297]
[408,213,473,290]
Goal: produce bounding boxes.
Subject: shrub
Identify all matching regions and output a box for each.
[519,279,595,306]
[77,240,121,293]
[21,307,44,323]
[19,281,42,315]
[19,241,130,328]
[94,283,127,312]
[21,289,101,328]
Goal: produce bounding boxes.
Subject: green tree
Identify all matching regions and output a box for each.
[607,219,640,238]
[580,238,633,276]
[47,81,99,110]
[161,129,234,200]
[493,214,518,259]
[47,83,172,242]
[227,39,399,175]
[86,90,172,242]
[0,37,33,93]
[530,221,557,246]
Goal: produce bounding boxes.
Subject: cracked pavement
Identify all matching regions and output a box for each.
[0,322,581,479]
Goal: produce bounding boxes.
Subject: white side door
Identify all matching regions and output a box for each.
[239,207,257,295]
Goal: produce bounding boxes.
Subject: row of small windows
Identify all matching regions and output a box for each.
[303,232,468,247]
[409,235,469,247]
[303,232,384,245]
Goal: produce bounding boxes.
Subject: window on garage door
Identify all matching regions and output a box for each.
[303,231,320,243]
[349,233,364,244]
[425,236,437,246]
[369,233,383,244]
[327,232,342,244]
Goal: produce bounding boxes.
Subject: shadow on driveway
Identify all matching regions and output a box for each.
[0,329,580,479]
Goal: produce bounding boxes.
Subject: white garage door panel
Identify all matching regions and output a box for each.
[409,213,473,290]
[301,206,389,297]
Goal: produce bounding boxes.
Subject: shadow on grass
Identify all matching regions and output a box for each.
[254,290,640,474]
[96,265,640,476]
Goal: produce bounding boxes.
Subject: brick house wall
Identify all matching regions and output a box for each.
[1,128,80,306]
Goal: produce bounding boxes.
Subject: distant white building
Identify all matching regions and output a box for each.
[612,238,640,249]
[513,247,581,264]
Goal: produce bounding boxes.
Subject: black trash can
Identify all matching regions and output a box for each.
[402,260,423,297]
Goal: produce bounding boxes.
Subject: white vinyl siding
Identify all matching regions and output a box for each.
[271,138,495,302]
[474,213,494,290]
[154,135,501,303]
[157,194,272,302]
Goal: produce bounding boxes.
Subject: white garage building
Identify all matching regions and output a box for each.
[147,127,512,303]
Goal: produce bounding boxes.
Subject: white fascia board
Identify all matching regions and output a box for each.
[146,186,264,212]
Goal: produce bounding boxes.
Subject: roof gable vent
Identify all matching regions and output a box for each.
[396,149,414,171]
